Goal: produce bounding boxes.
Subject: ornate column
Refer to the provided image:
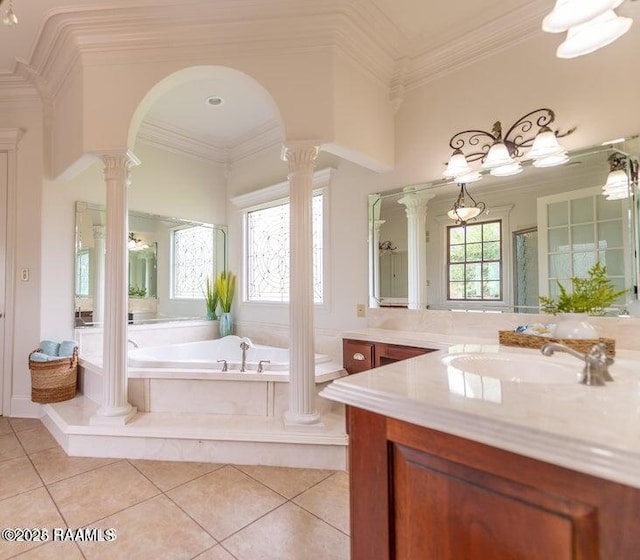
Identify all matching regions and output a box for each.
[92,225,106,324]
[370,220,386,307]
[398,188,435,310]
[91,151,140,425]
[282,141,321,427]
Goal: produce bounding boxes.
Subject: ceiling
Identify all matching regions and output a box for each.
[1,0,638,160]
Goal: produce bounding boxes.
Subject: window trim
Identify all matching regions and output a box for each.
[231,168,333,309]
[446,219,503,302]
[170,223,216,301]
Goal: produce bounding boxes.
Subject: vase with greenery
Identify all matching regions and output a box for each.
[203,276,219,320]
[216,270,236,337]
[539,262,628,316]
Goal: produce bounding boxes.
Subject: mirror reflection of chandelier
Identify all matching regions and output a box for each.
[542,0,633,59]
[1,0,18,27]
[443,108,575,184]
[447,183,486,226]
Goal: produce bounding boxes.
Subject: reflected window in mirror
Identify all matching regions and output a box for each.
[76,249,91,297]
[447,220,502,301]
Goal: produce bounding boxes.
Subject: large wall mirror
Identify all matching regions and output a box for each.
[75,201,227,326]
[369,139,640,315]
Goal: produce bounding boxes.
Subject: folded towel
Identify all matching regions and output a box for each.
[515,323,556,337]
[39,340,60,357]
[30,351,55,362]
[58,340,78,357]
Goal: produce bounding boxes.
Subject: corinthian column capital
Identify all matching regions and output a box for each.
[281,141,321,175]
[101,150,141,184]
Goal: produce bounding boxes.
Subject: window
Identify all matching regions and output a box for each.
[246,193,324,303]
[76,250,91,296]
[447,220,502,300]
[172,225,215,298]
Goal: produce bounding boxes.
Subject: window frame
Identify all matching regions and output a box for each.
[446,219,503,302]
[232,168,333,310]
[170,223,217,300]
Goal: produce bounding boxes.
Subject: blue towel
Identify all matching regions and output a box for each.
[58,340,78,357]
[30,351,55,362]
[39,340,60,357]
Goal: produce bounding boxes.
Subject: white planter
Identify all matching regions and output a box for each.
[552,313,599,339]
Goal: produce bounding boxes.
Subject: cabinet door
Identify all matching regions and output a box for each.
[374,343,434,367]
[343,339,374,374]
[392,444,598,560]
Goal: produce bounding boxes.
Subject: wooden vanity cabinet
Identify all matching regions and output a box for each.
[348,406,640,560]
[342,338,436,374]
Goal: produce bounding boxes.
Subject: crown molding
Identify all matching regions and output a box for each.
[136,120,227,165]
[228,119,283,163]
[0,74,40,108]
[404,1,550,91]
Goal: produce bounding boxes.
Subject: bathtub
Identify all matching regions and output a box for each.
[128,335,331,372]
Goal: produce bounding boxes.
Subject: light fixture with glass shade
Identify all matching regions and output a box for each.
[443,108,574,183]
[447,183,486,226]
[602,152,637,200]
[542,0,624,32]
[542,0,633,58]
[1,0,18,26]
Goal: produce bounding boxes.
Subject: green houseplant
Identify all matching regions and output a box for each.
[539,262,627,316]
[216,271,236,336]
[203,276,219,320]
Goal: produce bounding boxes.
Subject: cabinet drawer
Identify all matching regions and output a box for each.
[375,343,434,367]
[343,339,375,374]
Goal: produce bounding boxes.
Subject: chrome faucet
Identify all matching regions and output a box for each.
[240,341,250,372]
[217,359,228,372]
[128,338,139,348]
[541,342,614,386]
[257,360,270,373]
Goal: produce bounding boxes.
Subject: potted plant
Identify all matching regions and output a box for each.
[203,276,219,320]
[216,271,236,337]
[539,262,628,338]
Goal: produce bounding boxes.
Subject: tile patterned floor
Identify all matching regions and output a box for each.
[0,417,350,560]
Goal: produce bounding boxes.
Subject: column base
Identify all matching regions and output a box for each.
[90,404,137,426]
[283,410,324,431]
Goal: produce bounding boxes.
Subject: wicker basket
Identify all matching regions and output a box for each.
[498,331,616,357]
[29,347,78,404]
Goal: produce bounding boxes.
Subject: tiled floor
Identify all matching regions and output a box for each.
[0,417,350,559]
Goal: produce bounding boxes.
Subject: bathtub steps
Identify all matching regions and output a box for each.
[41,395,348,470]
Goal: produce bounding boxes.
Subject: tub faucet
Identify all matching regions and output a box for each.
[541,342,614,386]
[257,360,270,373]
[128,338,139,348]
[217,359,228,372]
[240,341,250,372]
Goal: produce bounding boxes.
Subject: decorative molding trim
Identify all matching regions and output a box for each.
[404,1,550,91]
[231,167,334,209]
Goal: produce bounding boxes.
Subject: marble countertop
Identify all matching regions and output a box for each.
[322,334,640,489]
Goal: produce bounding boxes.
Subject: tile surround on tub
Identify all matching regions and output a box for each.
[366,308,640,351]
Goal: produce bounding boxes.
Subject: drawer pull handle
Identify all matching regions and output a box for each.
[353,352,366,361]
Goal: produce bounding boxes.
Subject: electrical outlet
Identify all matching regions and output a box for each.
[21,268,29,282]
[356,303,366,318]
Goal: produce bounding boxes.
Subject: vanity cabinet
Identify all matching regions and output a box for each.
[342,338,436,374]
[348,406,640,560]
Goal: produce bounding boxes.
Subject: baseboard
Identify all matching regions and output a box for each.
[9,396,43,418]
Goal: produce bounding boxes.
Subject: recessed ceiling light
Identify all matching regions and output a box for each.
[206,96,224,106]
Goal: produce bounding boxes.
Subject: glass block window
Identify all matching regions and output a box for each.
[76,250,90,296]
[172,225,215,298]
[447,220,502,301]
[246,194,324,303]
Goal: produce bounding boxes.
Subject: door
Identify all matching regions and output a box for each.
[0,151,7,415]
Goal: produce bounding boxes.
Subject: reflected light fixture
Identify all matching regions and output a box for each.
[447,183,486,226]
[542,0,632,59]
[1,0,18,27]
[602,152,637,200]
[443,108,574,183]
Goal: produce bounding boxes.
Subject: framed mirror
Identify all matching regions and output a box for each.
[74,201,227,326]
[369,139,640,315]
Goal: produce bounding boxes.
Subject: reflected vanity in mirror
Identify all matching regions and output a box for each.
[75,202,227,326]
[369,138,640,315]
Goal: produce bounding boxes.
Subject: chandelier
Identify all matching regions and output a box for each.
[443,108,575,183]
[1,0,17,27]
[602,152,638,200]
[447,183,486,226]
[542,0,633,59]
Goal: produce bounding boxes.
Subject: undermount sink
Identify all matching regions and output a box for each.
[441,352,582,384]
